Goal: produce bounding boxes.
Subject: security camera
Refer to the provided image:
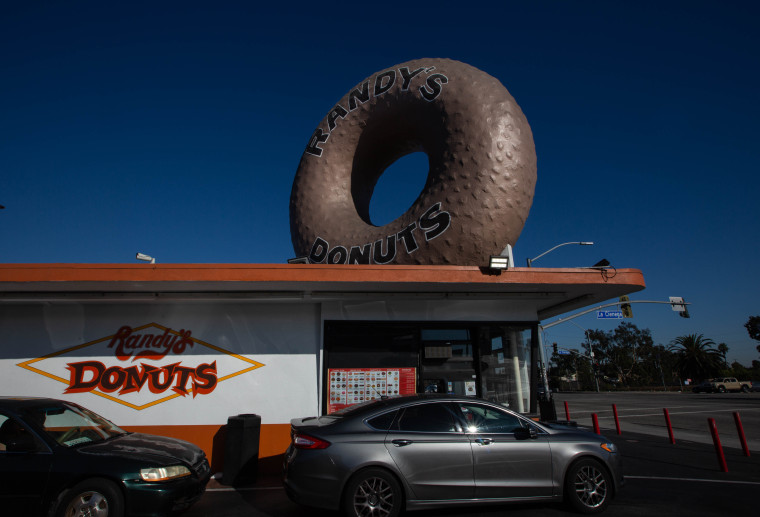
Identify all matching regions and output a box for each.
[136,252,155,264]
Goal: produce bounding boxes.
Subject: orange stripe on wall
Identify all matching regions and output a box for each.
[121,423,291,474]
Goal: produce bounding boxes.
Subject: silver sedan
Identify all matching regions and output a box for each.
[283,394,622,516]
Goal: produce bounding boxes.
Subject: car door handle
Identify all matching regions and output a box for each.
[391,439,413,447]
[475,438,493,446]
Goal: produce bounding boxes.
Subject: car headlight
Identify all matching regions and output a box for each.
[600,442,617,453]
[140,465,191,482]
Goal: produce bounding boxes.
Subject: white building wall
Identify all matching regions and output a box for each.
[0,301,322,426]
[1,297,537,426]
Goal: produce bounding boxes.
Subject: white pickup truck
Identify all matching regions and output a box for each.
[692,377,752,393]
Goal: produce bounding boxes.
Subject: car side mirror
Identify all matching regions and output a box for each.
[515,427,537,440]
[6,434,39,453]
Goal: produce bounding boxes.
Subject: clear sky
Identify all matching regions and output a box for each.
[2,1,758,364]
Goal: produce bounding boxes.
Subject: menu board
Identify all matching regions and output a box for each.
[327,367,417,414]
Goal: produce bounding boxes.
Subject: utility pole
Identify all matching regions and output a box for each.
[584,329,600,393]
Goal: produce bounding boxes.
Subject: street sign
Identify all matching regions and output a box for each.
[557,349,571,355]
[597,310,623,319]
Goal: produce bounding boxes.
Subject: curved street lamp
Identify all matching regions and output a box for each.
[526,241,593,267]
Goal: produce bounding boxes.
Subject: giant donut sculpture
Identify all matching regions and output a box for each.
[289,58,537,266]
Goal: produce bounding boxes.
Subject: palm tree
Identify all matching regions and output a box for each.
[717,343,729,369]
[669,334,721,382]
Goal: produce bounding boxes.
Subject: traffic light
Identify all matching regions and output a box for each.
[669,296,690,318]
[620,295,633,318]
[553,343,558,355]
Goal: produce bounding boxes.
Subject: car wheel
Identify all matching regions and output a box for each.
[565,458,611,514]
[741,385,750,393]
[718,386,726,393]
[56,478,124,517]
[343,468,402,517]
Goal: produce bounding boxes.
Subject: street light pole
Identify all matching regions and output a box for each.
[527,241,593,267]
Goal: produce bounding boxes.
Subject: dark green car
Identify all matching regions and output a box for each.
[0,397,210,517]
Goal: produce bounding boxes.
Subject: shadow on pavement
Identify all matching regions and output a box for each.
[610,429,760,482]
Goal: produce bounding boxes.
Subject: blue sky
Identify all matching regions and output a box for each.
[2,1,758,364]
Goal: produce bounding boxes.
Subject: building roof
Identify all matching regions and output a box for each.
[0,263,645,320]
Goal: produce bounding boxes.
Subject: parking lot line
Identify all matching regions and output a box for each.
[207,487,283,492]
[599,407,760,419]
[626,475,760,486]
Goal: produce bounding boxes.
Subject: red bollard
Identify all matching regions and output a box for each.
[592,413,600,434]
[733,412,750,457]
[708,418,728,472]
[612,404,622,435]
[564,401,571,421]
[663,408,675,444]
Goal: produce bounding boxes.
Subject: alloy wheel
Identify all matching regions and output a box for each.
[352,476,396,517]
[573,464,608,509]
[63,490,110,517]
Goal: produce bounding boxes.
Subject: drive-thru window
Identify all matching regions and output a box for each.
[325,321,536,413]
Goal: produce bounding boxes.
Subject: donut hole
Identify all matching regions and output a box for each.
[369,152,430,227]
[350,98,446,228]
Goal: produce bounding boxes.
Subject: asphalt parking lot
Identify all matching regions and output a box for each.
[553,391,760,451]
[184,392,759,517]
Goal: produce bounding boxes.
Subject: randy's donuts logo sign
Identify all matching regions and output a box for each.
[18,323,264,410]
[65,326,218,398]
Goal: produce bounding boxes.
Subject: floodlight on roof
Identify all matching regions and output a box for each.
[136,252,155,264]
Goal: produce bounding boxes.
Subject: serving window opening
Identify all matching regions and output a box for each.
[323,322,537,415]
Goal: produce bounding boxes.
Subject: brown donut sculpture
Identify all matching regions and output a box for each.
[289,58,537,266]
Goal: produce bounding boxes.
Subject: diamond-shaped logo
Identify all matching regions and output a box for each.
[17,323,264,411]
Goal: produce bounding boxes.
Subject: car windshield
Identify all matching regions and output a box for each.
[22,403,127,447]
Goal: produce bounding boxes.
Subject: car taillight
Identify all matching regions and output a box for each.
[293,433,331,449]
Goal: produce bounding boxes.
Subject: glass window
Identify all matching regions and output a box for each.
[21,403,125,447]
[458,403,523,434]
[324,321,539,416]
[0,414,12,451]
[479,326,533,412]
[421,329,473,358]
[0,413,42,452]
[420,328,475,397]
[394,403,459,433]
[325,322,418,368]
[366,410,397,431]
